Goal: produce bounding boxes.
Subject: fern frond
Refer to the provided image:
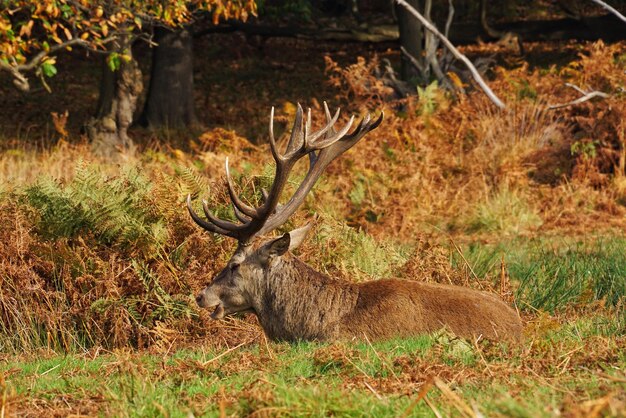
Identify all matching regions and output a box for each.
[176,165,209,199]
[24,162,169,254]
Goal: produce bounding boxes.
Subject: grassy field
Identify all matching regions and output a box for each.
[4,324,626,416]
[3,235,625,416]
[1,34,625,416]
[4,305,625,417]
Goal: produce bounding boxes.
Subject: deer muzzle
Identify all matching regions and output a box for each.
[195,290,224,319]
[210,304,225,320]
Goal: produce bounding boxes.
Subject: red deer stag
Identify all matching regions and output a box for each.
[188,104,522,343]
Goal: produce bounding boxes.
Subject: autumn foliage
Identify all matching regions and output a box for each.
[0,0,256,91]
[0,34,624,354]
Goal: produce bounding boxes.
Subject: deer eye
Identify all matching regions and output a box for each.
[230,263,240,273]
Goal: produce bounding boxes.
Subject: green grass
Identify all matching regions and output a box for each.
[512,239,626,313]
[5,324,624,417]
[466,186,542,234]
[454,236,626,326]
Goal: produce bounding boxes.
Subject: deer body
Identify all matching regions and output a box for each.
[189,104,523,343]
[336,278,521,342]
[197,234,522,343]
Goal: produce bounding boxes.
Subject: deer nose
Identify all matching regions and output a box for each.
[195,294,204,305]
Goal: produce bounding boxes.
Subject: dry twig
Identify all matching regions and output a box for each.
[433,377,476,418]
[400,46,425,73]
[395,0,506,109]
[201,338,253,366]
[400,376,435,418]
[588,0,626,23]
[548,83,610,110]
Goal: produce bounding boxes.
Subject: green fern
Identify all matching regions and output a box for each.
[176,165,209,199]
[417,80,440,116]
[24,163,168,253]
[132,260,194,324]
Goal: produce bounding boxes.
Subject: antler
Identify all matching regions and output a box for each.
[187,103,383,244]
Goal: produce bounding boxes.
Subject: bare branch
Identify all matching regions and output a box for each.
[587,0,626,24]
[0,60,30,91]
[445,0,455,39]
[400,46,425,73]
[15,38,90,73]
[548,84,610,110]
[396,0,506,109]
[565,82,590,95]
[424,0,437,81]
[0,36,117,92]
[481,0,502,38]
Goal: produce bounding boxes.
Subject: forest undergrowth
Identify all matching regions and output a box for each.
[0,37,625,416]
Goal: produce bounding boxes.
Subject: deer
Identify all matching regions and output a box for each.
[188,104,523,343]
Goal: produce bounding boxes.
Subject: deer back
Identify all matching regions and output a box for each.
[337,279,522,342]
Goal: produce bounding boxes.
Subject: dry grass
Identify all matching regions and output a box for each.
[0,39,625,354]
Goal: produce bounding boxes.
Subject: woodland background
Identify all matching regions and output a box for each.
[1,0,625,416]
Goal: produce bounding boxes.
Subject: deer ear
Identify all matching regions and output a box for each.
[261,221,314,261]
[263,233,291,258]
[287,222,313,251]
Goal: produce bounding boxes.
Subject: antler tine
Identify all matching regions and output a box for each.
[188,106,383,244]
[201,200,241,231]
[345,112,383,140]
[256,109,384,236]
[225,158,258,219]
[281,103,342,160]
[285,104,304,155]
[232,203,251,223]
[323,102,338,136]
[187,195,231,236]
[268,107,285,165]
[301,107,342,148]
[302,111,309,155]
[306,107,312,140]
[310,115,354,150]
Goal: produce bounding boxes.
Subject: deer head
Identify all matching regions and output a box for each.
[188,103,382,319]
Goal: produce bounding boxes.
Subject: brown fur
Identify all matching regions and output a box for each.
[196,235,523,343]
[258,256,521,342]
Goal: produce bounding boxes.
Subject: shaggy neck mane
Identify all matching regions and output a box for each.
[252,255,358,341]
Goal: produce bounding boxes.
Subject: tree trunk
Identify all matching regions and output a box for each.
[87,36,143,158]
[395,0,423,81]
[140,27,196,129]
